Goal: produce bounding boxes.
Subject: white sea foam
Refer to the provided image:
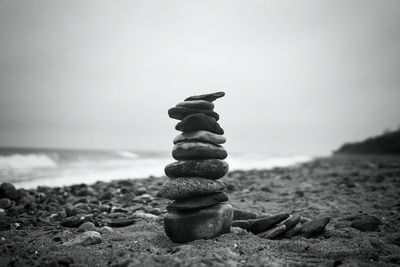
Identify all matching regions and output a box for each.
[0,154,57,169]
[115,150,139,159]
[10,154,313,189]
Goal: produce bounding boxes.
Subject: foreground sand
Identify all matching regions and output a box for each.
[1,155,400,266]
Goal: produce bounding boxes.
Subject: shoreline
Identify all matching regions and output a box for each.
[1,155,400,266]
[8,155,313,189]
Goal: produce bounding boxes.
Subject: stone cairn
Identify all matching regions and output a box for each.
[160,91,233,243]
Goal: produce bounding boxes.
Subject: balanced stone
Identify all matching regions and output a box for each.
[168,107,219,121]
[184,91,225,102]
[165,159,229,180]
[167,192,228,211]
[173,130,226,145]
[172,142,227,160]
[160,177,225,200]
[176,100,214,110]
[175,114,224,135]
[164,203,233,243]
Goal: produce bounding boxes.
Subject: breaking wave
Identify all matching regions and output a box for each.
[0,154,57,169]
[115,150,139,159]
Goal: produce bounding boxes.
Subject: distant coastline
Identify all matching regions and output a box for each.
[334,128,400,155]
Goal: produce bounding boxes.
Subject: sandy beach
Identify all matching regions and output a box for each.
[0,155,399,266]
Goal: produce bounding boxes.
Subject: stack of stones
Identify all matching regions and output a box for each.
[160,92,233,243]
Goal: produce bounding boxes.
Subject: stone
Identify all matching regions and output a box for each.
[165,159,229,179]
[99,226,114,234]
[63,231,102,246]
[148,208,162,215]
[73,203,91,212]
[167,192,228,211]
[65,205,89,216]
[281,223,302,238]
[351,215,381,232]
[57,256,74,266]
[0,183,18,200]
[233,209,259,220]
[279,215,301,231]
[0,198,11,209]
[246,214,289,234]
[176,100,214,110]
[160,178,225,200]
[18,193,36,209]
[258,215,301,239]
[258,225,287,239]
[164,203,233,243]
[184,91,225,102]
[172,142,227,160]
[173,130,226,145]
[106,216,136,227]
[168,107,219,121]
[131,212,159,220]
[175,114,224,134]
[78,221,96,232]
[135,187,147,195]
[60,214,93,228]
[17,188,29,199]
[300,217,330,238]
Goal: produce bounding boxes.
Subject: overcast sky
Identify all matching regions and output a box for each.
[0,0,399,155]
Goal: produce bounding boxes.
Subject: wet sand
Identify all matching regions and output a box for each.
[1,155,400,266]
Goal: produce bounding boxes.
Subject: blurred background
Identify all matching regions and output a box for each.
[1,0,399,187]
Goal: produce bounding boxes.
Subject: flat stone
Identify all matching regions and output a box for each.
[172,142,227,160]
[176,100,214,110]
[279,215,301,231]
[184,91,225,102]
[175,114,224,134]
[165,159,229,179]
[160,177,225,200]
[61,214,93,228]
[246,214,289,234]
[258,224,287,239]
[168,107,219,121]
[299,217,330,238]
[350,215,381,232]
[63,231,102,246]
[281,223,302,238]
[164,203,233,243]
[167,192,228,211]
[106,216,136,227]
[173,130,226,145]
[257,215,301,239]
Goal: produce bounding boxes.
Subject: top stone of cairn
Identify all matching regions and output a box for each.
[185,91,225,102]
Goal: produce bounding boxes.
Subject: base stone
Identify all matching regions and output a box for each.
[164,203,233,243]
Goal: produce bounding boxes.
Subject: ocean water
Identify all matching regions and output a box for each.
[0,148,312,189]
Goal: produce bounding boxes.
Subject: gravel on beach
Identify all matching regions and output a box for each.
[1,155,400,266]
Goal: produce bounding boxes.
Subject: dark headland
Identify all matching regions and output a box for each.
[335,128,400,155]
[1,133,400,266]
